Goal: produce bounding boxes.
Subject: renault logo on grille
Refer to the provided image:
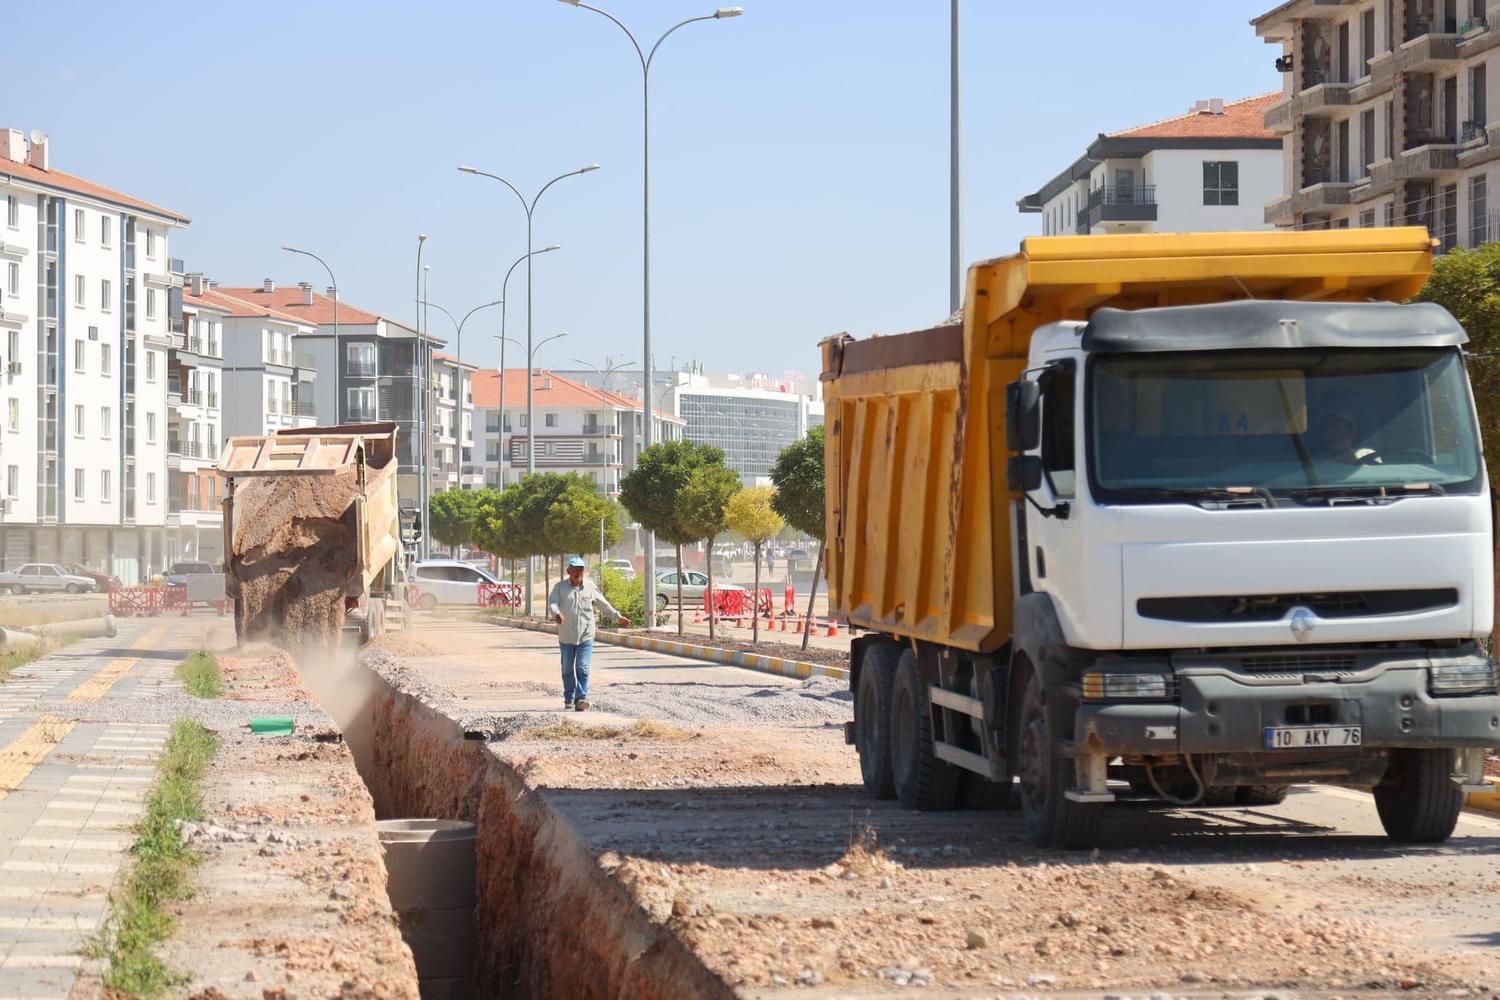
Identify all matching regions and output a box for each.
[1289,608,1317,643]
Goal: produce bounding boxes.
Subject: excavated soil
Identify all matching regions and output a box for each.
[232,470,361,654]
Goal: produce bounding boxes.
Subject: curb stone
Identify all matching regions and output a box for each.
[486,614,850,683]
[1465,775,1500,816]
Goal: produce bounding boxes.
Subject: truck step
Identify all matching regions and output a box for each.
[933,740,1006,779]
[928,686,985,719]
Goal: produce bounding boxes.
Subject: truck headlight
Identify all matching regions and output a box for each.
[1429,659,1497,696]
[1082,671,1172,700]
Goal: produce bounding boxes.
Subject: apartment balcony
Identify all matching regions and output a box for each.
[1459,9,1500,56]
[293,351,317,375]
[347,359,377,378]
[1264,96,1293,133]
[1294,179,1356,214]
[290,400,317,417]
[1396,32,1461,73]
[1290,81,1351,118]
[1397,138,1459,179]
[206,391,219,410]
[1085,185,1157,228]
[348,409,378,424]
[167,382,183,404]
[581,424,618,437]
[1264,196,1295,226]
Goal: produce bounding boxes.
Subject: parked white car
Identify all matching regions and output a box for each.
[655,570,744,611]
[0,563,98,595]
[603,558,637,582]
[410,559,505,609]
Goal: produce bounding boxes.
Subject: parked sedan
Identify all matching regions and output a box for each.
[0,563,98,594]
[61,563,120,593]
[410,559,505,609]
[164,561,216,587]
[655,570,744,612]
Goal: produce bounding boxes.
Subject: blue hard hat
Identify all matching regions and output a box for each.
[567,557,586,568]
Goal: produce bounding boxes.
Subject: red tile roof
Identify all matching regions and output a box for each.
[472,369,680,420]
[1109,93,1281,141]
[0,156,189,223]
[214,285,383,327]
[184,288,307,326]
[433,352,478,370]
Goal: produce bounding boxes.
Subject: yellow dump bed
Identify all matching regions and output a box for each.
[820,229,1437,653]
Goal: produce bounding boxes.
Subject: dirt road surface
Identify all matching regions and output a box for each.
[384,615,1500,996]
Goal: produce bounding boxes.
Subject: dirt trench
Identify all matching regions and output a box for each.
[347,666,732,1000]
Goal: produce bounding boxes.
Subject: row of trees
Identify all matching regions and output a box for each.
[424,424,826,647]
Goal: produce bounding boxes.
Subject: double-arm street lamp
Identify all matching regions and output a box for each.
[555,0,742,625]
[496,245,560,485]
[279,245,336,419]
[458,163,597,612]
[494,330,568,484]
[420,298,504,486]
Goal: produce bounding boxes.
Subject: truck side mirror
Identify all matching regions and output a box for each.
[1006,455,1043,493]
[1005,380,1042,452]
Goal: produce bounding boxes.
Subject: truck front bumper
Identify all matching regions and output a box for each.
[1075,660,1500,757]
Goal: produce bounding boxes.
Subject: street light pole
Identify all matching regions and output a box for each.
[419,298,503,487]
[458,164,598,614]
[413,235,427,560]
[497,245,560,488]
[421,263,432,559]
[950,0,962,315]
[556,0,742,625]
[279,247,337,420]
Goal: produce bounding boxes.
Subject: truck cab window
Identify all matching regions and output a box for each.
[1041,366,1076,498]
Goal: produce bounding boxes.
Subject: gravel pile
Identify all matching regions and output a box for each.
[580,675,851,729]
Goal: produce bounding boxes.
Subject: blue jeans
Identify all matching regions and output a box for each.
[559,640,593,703]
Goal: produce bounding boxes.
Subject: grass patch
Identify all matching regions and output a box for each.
[529,718,697,742]
[0,647,41,683]
[89,720,219,997]
[174,650,222,699]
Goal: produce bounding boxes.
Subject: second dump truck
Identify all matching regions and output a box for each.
[823,229,1499,848]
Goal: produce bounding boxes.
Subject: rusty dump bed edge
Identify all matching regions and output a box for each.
[217,422,399,478]
[820,229,1439,653]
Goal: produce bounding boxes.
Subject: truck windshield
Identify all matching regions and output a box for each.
[1088,347,1483,501]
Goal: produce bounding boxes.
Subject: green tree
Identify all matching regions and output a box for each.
[725,485,784,645]
[1415,245,1500,486]
[620,439,726,633]
[770,427,826,650]
[469,474,579,613]
[428,487,494,551]
[678,465,742,639]
[545,482,623,566]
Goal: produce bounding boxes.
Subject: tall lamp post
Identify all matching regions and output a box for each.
[412,236,427,559]
[497,245,560,487]
[419,298,503,486]
[556,0,742,625]
[950,0,962,315]
[458,163,597,613]
[420,263,433,558]
[279,245,336,422]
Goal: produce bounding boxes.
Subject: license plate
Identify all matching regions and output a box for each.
[1264,725,1362,750]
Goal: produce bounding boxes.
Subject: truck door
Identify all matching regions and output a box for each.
[1032,362,1079,601]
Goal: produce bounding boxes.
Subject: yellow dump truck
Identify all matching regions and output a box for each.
[218,422,406,644]
[823,229,1499,848]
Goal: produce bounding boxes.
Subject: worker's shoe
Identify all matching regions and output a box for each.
[563,699,573,711]
[574,699,590,712]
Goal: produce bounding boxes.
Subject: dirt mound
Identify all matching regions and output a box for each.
[231,470,360,654]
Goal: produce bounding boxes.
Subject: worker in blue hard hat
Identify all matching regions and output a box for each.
[547,556,628,712]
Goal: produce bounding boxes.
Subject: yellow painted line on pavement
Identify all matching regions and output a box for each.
[0,716,76,800]
[65,623,168,703]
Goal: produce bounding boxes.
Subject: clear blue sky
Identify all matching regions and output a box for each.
[12,1,1278,378]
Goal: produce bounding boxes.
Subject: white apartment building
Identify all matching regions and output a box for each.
[1255,0,1500,247]
[165,280,227,566]
[214,282,438,506]
[1019,95,1284,236]
[432,353,479,491]
[471,369,684,496]
[0,128,187,580]
[190,280,317,441]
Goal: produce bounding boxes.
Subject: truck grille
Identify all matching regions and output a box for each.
[1138,589,1457,623]
[1241,653,1358,674]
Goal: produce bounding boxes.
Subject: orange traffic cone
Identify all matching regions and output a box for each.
[826,617,839,637]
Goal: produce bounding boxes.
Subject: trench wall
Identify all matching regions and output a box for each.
[361,669,732,1000]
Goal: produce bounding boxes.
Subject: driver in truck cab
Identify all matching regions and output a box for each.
[1317,406,1377,465]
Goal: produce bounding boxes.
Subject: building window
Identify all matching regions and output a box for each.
[146,288,156,320]
[146,350,156,382]
[1384,200,1395,226]
[5,195,16,230]
[1362,8,1376,76]
[73,404,83,437]
[544,413,558,428]
[87,324,98,342]
[145,229,157,258]
[73,340,84,373]
[73,209,84,243]
[6,399,15,433]
[101,278,112,312]
[346,386,376,421]
[1471,174,1489,247]
[1360,207,1377,228]
[101,406,111,439]
[6,466,16,499]
[6,331,15,366]
[74,274,85,307]
[1361,108,1376,176]
[1203,162,1239,205]
[147,411,157,444]
[147,471,156,503]
[100,470,111,502]
[101,343,111,375]
[73,467,84,500]
[6,262,16,297]
[100,216,111,249]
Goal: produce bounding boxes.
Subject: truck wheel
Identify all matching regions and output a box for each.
[1016,671,1102,849]
[1374,749,1463,843]
[854,643,899,799]
[1235,784,1289,807]
[959,771,1016,810]
[890,648,959,811]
